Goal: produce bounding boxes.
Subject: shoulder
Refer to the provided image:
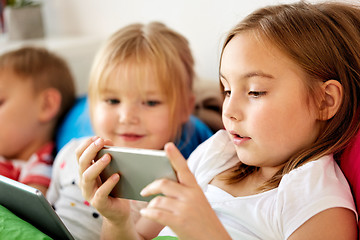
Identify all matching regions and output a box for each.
[57,137,89,155]
[187,130,238,188]
[280,154,354,204]
[187,129,233,168]
[281,155,351,193]
[53,137,89,167]
[279,155,357,238]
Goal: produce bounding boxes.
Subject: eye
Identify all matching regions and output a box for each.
[105,98,120,105]
[222,90,231,97]
[248,91,267,98]
[143,100,161,107]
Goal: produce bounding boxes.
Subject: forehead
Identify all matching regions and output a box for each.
[220,33,306,84]
[101,62,163,94]
[0,69,31,85]
[0,70,35,100]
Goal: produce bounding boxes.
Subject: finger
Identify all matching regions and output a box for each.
[91,173,120,208]
[146,195,180,213]
[79,154,111,200]
[164,142,198,187]
[140,197,180,226]
[140,207,174,227]
[81,153,111,185]
[78,138,106,176]
[103,139,114,147]
[75,136,99,164]
[140,178,184,198]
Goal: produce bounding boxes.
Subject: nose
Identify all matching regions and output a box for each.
[222,95,242,121]
[118,103,139,124]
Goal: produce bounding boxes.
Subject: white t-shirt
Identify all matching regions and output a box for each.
[159,130,357,239]
[47,138,103,240]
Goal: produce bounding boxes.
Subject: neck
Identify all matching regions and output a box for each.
[7,125,54,160]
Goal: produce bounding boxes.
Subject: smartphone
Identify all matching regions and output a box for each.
[95,146,178,202]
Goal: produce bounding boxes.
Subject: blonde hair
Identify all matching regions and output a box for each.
[220,1,360,191]
[0,46,76,127]
[88,22,195,141]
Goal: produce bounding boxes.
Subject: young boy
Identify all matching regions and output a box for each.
[0,46,76,195]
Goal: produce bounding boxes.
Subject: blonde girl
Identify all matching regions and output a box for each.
[47,22,212,240]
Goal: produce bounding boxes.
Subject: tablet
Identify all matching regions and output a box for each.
[96,146,178,202]
[0,175,74,240]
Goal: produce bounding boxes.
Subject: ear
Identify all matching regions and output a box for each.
[318,80,343,120]
[180,93,195,124]
[37,88,62,123]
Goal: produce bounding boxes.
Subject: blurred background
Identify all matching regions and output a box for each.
[0,0,356,95]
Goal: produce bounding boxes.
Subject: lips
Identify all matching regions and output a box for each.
[119,133,144,141]
[229,130,250,145]
[229,130,245,138]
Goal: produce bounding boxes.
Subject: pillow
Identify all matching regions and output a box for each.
[340,128,360,227]
[55,95,93,152]
[0,205,52,240]
[193,78,223,132]
[56,95,213,159]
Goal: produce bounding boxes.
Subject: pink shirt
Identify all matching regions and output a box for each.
[0,143,54,187]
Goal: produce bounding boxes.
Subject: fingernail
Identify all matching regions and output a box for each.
[101,153,110,162]
[111,173,120,181]
[140,208,146,216]
[94,138,102,146]
[140,188,147,196]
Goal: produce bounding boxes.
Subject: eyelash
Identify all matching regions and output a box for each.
[143,100,161,107]
[222,90,267,98]
[248,91,267,98]
[104,99,162,107]
[105,98,120,105]
[222,90,231,97]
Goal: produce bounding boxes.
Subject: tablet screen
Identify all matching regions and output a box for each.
[0,175,74,240]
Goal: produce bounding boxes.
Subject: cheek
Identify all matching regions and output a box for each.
[92,106,114,134]
[146,112,173,140]
[259,104,318,152]
[148,114,171,134]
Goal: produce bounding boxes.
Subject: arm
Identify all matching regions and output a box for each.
[140,143,232,240]
[29,183,48,196]
[29,184,48,196]
[288,207,357,240]
[46,143,70,202]
[76,137,162,240]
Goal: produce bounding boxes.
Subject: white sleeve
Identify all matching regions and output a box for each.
[277,155,357,239]
[46,139,82,204]
[187,130,239,189]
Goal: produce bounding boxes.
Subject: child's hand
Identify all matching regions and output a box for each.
[140,142,232,240]
[76,137,132,223]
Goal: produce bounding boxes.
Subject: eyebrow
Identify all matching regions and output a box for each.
[220,71,274,81]
[99,88,116,94]
[100,88,162,96]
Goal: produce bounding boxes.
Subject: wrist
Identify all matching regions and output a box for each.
[102,217,139,240]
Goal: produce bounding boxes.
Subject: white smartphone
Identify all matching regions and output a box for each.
[95,146,178,202]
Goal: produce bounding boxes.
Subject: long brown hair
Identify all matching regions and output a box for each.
[220,1,360,191]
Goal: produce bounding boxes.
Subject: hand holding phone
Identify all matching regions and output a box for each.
[95,146,178,202]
